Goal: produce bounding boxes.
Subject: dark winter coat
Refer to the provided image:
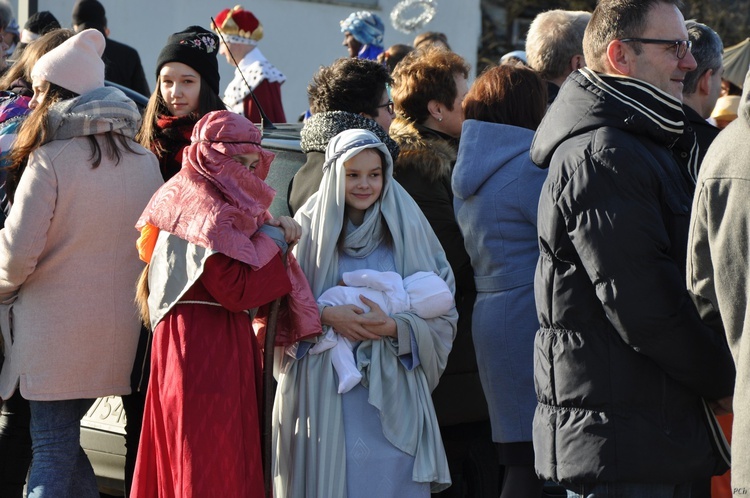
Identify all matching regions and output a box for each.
[683,103,720,173]
[390,118,488,426]
[531,68,735,485]
[102,38,150,97]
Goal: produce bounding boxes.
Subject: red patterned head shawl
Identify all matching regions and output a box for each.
[136,110,279,269]
[137,110,322,345]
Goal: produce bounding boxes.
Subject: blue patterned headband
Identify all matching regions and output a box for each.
[340,11,384,47]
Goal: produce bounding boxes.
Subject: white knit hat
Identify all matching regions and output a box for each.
[31,28,105,95]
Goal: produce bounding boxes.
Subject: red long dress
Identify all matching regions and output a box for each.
[131,252,291,498]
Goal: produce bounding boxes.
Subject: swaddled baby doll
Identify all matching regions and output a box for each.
[313,269,453,393]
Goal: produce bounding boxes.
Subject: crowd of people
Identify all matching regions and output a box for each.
[0,0,747,497]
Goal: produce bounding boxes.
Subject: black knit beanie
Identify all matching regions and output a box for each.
[25,11,61,35]
[71,0,106,31]
[16,11,61,53]
[155,26,220,95]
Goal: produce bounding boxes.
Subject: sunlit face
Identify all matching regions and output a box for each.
[343,31,362,58]
[29,77,50,110]
[362,89,394,132]
[439,73,469,138]
[344,148,384,225]
[159,62,201,117]
[625,3,696,101]
[233,152,261,171]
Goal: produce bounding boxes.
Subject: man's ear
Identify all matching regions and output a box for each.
[569,54,585,72]
[606,39,634,76]
[698,69,713,96]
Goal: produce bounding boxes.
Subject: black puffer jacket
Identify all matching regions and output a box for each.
[531,69,735,485]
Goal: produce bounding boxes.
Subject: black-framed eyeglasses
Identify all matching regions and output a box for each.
[376,100,395,115]
[620,38,693,59]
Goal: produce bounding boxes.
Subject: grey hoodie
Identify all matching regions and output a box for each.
[687,74,750,494]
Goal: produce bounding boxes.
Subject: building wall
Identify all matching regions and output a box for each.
[13,0,481,122]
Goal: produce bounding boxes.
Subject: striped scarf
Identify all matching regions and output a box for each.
[579,67,699,182]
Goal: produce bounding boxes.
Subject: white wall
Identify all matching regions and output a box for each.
[12,0,480,121]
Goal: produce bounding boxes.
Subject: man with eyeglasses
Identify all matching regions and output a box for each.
[287,57,398,215]
[530,0,736,496]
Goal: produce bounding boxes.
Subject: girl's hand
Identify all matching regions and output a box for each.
[267,216,301,244]
[357,296,397,338]
[321,304,386,342]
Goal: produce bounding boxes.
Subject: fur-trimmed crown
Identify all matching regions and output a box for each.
[212,5,263,42]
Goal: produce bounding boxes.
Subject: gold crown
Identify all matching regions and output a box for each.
[213,5,264,42]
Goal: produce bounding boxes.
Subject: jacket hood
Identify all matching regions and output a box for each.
[531,69,688,170]
[453,119,534,199]
[390,117,457,183]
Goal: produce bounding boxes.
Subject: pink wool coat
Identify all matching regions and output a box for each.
[0,135,163,401]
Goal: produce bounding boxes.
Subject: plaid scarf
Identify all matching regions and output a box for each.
[45,86,141,144]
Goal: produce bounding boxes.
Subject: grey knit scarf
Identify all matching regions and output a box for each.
[300,110,399,161]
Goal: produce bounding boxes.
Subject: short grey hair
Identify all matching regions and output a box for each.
[0,1,13,31]
[683,20,723,95]
[525,10,591,81]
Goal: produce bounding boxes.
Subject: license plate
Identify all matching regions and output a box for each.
[81,395,127,435]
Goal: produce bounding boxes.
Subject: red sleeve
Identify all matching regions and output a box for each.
[200,252,292,312]
[243,80,287,124]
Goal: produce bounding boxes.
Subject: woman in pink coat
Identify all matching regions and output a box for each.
[0,29,163,497]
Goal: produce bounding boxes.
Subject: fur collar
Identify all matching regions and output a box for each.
[389,117,457,183]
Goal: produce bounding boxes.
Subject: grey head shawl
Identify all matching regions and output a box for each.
[276,129,457,496]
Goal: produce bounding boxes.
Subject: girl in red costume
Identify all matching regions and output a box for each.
[131,110,318,497]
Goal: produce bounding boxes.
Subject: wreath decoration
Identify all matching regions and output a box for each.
[390,0,438,34]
